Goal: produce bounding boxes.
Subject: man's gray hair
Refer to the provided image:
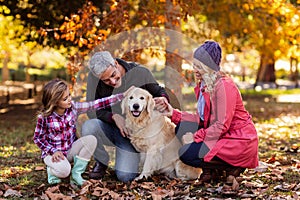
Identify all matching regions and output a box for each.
[89,51,115,77]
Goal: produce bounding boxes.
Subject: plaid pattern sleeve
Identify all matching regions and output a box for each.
[74,93,124,115]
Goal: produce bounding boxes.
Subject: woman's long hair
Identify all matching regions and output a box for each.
[199,63,227,96]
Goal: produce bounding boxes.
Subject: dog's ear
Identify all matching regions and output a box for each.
[121,96,126,115]
[124,86,135,96]
[121,86,135,114]
[146,93,155,115]
[121,92,128,115]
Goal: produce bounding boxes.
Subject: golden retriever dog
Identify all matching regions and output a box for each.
[121,87,201,181]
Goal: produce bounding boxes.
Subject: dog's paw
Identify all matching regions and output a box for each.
[135,173,150,181]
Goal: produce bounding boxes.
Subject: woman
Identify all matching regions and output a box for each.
[157,41,259,182]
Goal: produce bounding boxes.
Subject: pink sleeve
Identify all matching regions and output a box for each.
[171,109,201,125]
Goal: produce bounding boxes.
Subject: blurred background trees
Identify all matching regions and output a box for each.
[0,0,299,96]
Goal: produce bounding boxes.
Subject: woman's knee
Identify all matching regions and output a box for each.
[178,144,190,158]
[179,148,191,165]
[179,153,202,168]
[178,144,202,167]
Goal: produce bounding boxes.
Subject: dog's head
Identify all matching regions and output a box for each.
[121,87,155,119]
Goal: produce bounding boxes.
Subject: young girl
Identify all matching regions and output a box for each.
[33,79,125,186]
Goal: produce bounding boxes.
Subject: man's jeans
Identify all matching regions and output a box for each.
[81,119,140,182]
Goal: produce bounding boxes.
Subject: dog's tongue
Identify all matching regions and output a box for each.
[132,111,140,117]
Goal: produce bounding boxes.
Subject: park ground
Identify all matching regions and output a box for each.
[0,81,299,199]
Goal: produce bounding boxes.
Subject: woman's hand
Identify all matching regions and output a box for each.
[154,97,174,117]
[153,97,168,112]
[182,132,194,145]
[52,151,65,162]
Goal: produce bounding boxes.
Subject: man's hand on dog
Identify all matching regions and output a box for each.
[112,114,131,137]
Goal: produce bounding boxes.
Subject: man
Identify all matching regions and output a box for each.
[81,51,169,182]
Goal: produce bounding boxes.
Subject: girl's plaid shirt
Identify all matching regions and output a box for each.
[33,93,124,158]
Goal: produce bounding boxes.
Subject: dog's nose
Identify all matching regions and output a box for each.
[133,103,140,110]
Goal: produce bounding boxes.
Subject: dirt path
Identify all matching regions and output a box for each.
[0,97,41,124]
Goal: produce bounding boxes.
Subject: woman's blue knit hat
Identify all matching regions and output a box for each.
[193,40,222,71]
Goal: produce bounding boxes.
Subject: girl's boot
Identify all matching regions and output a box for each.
[47,167,61,184]
[70,156,89,186]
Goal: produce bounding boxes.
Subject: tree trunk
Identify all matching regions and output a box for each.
[254,54,276,88]
[2,51,10,83]
[164,0,182,110]
[290,57,299,88]
[25,53,31,83]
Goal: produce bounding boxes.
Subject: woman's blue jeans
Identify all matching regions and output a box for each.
[175,121,210,168]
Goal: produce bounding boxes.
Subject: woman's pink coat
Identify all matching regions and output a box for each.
[171,76,259,168]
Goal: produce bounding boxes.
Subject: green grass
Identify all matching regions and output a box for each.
[0,111,45,199]
[240,88,300,96]
[183,85,300,97]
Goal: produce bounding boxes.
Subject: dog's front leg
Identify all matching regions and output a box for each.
[135,151,162,181]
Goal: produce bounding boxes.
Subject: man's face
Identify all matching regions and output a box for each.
[100,63,122,88]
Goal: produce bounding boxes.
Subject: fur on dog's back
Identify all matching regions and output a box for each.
[121,87,200,180]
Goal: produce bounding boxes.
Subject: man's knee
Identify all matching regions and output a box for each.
[81,119,100,136]
[115,170,137,182]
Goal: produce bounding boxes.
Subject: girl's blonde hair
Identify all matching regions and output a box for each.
[39,79,69,117]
